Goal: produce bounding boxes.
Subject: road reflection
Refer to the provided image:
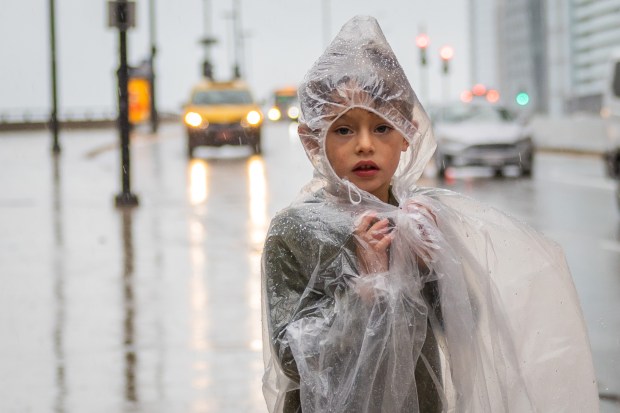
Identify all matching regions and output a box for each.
[189,159,209,206]
[187,158,212,412]
[51,154,67,413]
[246,155,266,353]
[120,208,137,404]
[185,153,266,411]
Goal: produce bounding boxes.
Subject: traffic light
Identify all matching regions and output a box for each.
[415,33,429,66]
[515,91,530,106]
[439,45,454,74]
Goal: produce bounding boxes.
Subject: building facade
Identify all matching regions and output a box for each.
[472,0,620,114]
[568,0,620,113]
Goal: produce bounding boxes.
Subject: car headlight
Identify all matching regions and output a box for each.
[287,106,300,120]
[267,107,281,121]
[246,110,262,126]
[184,112,205,128]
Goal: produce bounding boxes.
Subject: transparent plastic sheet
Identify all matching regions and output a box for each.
[261,15,599,413]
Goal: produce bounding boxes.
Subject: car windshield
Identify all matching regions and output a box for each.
[192,89,253,105]
[437,105,515,123]
[275,94,297,107]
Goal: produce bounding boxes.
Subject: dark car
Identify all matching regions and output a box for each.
[601,50,620,210]
[432,103,534,178]
[183,80,264,156]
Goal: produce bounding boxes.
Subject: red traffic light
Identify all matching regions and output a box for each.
[472,83,487,96]
[486,89,500,103]
[416,33,430,49]
[439,45,454,61]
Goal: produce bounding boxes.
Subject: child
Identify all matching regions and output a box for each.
[261,16,598,413]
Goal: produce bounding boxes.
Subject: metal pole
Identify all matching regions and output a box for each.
[442,61,450,105]
[148,0,159,133]
[115,0,139,207]
[49,0,61,153]
[203,0,212,62]
[232,0,241,78]
[201,0,214,79]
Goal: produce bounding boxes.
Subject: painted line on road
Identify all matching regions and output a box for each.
[84,141,117,158]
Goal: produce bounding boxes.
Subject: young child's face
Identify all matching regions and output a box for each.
[325,108,408,202]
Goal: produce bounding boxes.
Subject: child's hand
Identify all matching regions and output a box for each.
[353,211,395,274]
[403,199,439,265]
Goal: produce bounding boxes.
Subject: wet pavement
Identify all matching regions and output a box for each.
[1,122,619,412]
[0,124,291,413]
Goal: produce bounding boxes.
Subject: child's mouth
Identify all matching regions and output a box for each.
[353,162,379,177]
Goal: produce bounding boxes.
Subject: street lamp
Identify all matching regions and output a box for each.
[415,30,429,104]
[439,45,454,104]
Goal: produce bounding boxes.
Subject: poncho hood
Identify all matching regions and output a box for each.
[297,15,436,202]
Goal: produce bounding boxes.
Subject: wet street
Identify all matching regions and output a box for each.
[1,122,619,412]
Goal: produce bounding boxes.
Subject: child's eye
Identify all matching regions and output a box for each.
[333,126,353,135]
[375,124,393,134]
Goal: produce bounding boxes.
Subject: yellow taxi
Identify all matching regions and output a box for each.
[183,80,264,156]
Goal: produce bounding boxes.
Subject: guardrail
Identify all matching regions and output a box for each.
[0,108,180,132]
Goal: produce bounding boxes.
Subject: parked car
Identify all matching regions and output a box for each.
[432,103,534,178]
[183,80,264,156]
[601,49,620,210]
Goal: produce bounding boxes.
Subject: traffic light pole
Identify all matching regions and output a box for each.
[113,0,139,207]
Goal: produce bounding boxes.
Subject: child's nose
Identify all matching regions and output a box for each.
[355,130,375,153]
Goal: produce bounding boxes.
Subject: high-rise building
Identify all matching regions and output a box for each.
[569,0,620,113]
[496,0,548,112]
[469,0,500,89]
[475,0,620,114]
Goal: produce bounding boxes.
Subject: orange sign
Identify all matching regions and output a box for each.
[128,77,150,124]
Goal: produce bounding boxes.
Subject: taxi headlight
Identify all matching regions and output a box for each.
[268,107,281,121]
[184,112,204,128]
[287,106,300,120]
[246,110,262,126]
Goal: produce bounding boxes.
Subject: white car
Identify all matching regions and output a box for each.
[432,103,534,178]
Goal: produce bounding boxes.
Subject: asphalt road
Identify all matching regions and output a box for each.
[0,121,618,412]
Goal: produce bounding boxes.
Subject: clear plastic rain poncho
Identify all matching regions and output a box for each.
[261,16,599,413]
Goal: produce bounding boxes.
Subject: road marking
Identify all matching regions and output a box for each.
[84,141,117,158]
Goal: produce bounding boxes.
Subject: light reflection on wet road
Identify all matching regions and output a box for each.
[0,122,618,412]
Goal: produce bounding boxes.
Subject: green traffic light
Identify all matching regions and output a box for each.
[516,92,530,106]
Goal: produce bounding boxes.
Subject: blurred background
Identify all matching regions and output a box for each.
[1,0,619,412]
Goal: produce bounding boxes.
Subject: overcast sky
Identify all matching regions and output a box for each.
[0,0,470,116]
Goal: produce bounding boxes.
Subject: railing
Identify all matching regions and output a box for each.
[0,107,179,132]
